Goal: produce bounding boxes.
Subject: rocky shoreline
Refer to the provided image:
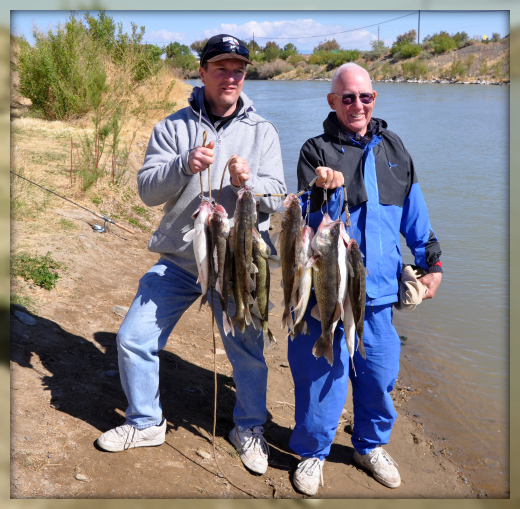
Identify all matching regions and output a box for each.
[296,77,509,85]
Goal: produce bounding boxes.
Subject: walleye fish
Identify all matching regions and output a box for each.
[347,238,367,360]
[183,200,213,310]
[278,193,304,333]
[231,186,257,333]
[291,225,314,339]
[307,214,344,366]
[207,203,234,336]
[251,227,279,348]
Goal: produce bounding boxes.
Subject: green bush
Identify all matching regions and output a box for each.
[428,31,457,55]
[280,43,298,61]
[11,252,67,290]
[309,49,360,68]
[449,59,466,78]
[164,41,198,72]
[16,14,107,120]
[399,43,422,59]
[401,61,429,78]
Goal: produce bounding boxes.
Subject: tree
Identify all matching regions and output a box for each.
[491,32,500,43]
[165,41,198,71]
[428,31,457,54]
[314,39,340,52]
[452,31,469,45]
[280,42,298,60]
[263,41,281,62]
[245,40,261,55]
[190,38,209,59]
[370,40,386,52]
[83,10,116,52]
[395,29,417,45]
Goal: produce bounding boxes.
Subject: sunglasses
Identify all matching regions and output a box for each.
[331,92,374,105]
[201,42,250,64]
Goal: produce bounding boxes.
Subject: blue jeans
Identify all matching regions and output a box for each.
[288,297,401,458]
[117,258,268,430]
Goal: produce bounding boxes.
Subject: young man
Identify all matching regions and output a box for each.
[97,35,286,477]
[289,63,442,496]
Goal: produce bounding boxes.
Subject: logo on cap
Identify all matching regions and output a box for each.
[222,36,239,45]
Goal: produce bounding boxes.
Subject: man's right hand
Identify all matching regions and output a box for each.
[315,166,344,189]
[188,141,215,174]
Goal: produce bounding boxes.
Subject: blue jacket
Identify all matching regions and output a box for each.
[297,113,441,306]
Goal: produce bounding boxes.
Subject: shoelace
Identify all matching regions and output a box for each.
[369,447,398,467]
[302,458,324,487]
[241,427,269,457]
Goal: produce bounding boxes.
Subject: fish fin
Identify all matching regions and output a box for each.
[268,255,281,269]
[312,334,334,366]
[180,223,194,234]
[247,275,256,292]
[182,228,195,243]
[281,307,294,332]
[310,303,321,321]
[199,293,207,311]
[268,300,275,311]
[251,312,262,331]
[267,328,277,345]
[333,302,342,324]
[222,311,232,336]
[232,312,246,334]
[347,260,354,278]
[250,262,259,274]
[244,305,253,327]
[280,279,284,289]
[339,300,345,322]
[301,320,309,335]
[270,231,281,248]
[357,336,367,360]
[306,255,319,269]
[250,299,262,320]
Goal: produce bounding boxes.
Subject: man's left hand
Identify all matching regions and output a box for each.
[229,155,250,187]
[419,272,442,300]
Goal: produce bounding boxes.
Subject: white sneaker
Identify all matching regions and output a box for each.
[97,419,166,452]
[228,425,269,474]
[353,446,401,488]
[293,457,324,496]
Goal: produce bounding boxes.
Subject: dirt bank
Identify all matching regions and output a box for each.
[10,131,476,497]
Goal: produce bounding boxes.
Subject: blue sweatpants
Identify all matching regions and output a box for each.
[288,296,401,459]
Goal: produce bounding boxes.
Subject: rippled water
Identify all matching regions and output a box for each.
[189,79,510,495]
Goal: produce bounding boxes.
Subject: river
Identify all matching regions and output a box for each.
[189,79,510,497]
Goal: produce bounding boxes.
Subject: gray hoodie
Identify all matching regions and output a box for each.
[137,85,287,277]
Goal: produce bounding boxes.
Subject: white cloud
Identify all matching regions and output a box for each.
[145,29,188,43]
[201,19,377,51]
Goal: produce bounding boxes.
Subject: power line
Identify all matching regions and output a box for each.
[246,11,419,41]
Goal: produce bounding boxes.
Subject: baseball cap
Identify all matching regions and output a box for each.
[199,34,253,66]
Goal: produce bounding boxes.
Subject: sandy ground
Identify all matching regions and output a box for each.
[9,197,477,499]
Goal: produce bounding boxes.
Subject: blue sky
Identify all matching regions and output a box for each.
[10,10,510,53]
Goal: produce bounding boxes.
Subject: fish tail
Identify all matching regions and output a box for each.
[199,293,207,311]
[312,334,334,366]
[357,336,366,360]
[222,311,235,337]
[281,306,294,332]
[232,308,246,334]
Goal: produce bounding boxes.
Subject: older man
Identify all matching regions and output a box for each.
[289,63,442,496]
[96,35,286,477]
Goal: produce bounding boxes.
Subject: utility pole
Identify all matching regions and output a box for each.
[378,26,380,45]
[418,11,421,45]
[253,32,255,55]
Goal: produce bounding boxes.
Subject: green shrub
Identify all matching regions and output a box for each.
[11,252,67,290]
[309,49,360,67]
[428,31,458,55]
[280,43,298,61]
[401,61,429,78]
[16,15,107,120]
[419,50,433,60]
[399,43,422,59]
[449,59,466,78]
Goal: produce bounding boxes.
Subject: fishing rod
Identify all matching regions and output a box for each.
[252,176,320,199]
[10,170,135,235]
